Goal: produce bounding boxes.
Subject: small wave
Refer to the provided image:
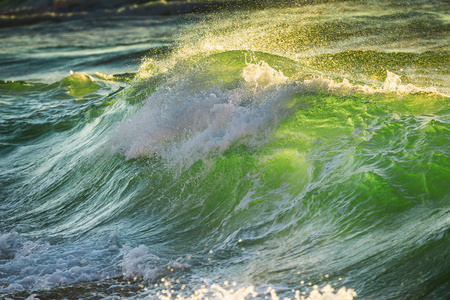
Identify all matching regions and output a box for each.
[0,232,122,292]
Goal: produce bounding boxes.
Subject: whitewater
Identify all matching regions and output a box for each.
[0,0,449,299]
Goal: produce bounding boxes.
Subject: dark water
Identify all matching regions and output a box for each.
[1,0,449,299]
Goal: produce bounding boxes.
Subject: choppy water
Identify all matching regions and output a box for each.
[1,0,449,299]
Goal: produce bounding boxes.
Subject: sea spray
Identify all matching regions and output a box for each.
[1,1,449,299]
[109,54,297,166]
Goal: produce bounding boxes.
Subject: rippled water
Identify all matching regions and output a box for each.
[1,1,449,299]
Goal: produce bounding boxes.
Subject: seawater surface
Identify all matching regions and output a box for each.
[1,0,449,299]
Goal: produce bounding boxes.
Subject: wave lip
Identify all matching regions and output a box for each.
[110,54,297,165]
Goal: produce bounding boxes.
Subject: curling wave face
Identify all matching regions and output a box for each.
[0,1,449,299]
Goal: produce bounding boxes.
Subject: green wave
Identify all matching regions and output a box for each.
[1,47,449,299]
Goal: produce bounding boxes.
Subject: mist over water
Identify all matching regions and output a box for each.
[1,0,449,299]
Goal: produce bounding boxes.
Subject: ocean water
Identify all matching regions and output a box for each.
[1,0,449,299]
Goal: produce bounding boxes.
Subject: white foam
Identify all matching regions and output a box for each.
[116,281,356,300]
[0,231,122,292]
[381,71,446,96]
[242,60,289,88]
[302,71,449,97]
[110,76,294,167]
[122,245,162,280]
[121,245,188,281]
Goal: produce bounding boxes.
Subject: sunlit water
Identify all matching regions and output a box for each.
[1,1,449,299]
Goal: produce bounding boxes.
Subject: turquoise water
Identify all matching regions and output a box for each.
[1,1,449,299]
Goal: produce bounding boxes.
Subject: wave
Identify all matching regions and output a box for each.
[108,49,448,167]
[1,2,449,299]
